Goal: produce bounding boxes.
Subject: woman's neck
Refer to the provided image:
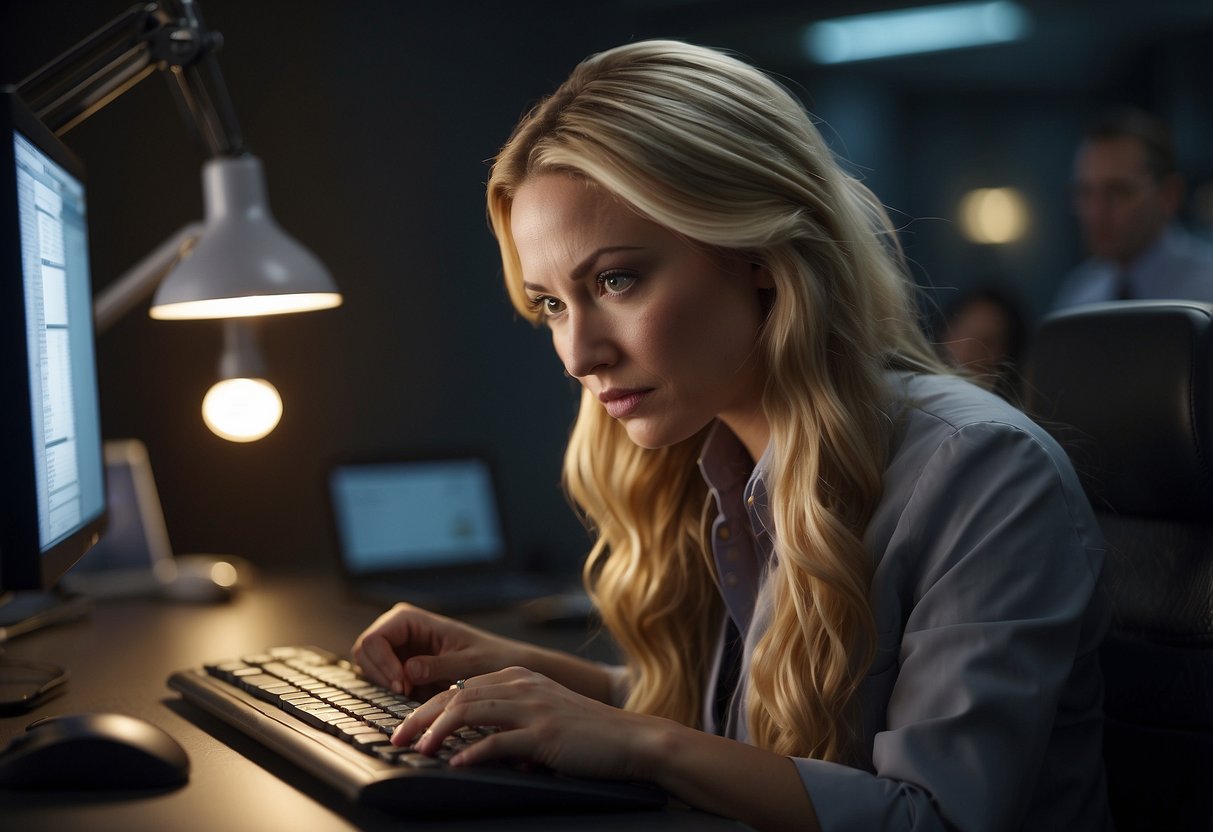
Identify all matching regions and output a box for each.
[718,410,771,463]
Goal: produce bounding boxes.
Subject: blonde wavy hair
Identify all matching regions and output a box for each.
[487,40,943,763]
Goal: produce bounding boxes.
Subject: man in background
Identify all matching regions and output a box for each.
[1052,108,1213,309]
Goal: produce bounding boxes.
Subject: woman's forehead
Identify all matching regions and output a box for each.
[511,176,654,263]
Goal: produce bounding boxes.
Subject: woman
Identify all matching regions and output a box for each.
[354,41,1110,831]
[936,284,1029,405]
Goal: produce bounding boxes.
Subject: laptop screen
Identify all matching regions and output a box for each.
[328,457,507,574]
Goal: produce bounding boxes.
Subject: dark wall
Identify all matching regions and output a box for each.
[0,0,642,571]
[3,1,1210,573]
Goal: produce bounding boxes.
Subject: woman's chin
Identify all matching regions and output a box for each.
[621,418,706,451]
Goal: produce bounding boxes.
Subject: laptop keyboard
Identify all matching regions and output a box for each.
[168,646,664,814]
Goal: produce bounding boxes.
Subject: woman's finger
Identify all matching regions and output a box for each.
[402,650,476,690]
[393,671,524,746]
[448,725,531,768]
[392,684,459,745]
[355,635,400,691]
[412,693,527,757]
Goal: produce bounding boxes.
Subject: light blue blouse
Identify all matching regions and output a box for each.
[697,371,1111,831]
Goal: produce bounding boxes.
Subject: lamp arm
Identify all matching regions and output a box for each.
[93,222,205,335]
[164,0,244,156]
[15,3,165,136]
[15,0,244,154]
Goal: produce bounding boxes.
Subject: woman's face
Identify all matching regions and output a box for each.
[510,173,771,455]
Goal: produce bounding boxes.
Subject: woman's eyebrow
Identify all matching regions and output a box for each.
[523,245,644,293]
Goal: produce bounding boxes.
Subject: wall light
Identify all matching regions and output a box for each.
[958,187,1029,244]
[804,1,1031,65]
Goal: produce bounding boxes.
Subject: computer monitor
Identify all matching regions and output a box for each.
[0,87,106,594]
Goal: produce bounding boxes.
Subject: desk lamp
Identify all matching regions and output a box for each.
[17,0,341,441]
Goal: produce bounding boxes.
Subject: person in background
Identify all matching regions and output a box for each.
[354,41,1111,831]
[1052,107,1213,308]
[937,285,1028,404]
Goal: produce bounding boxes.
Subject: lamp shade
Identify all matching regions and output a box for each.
[150,155,342,320]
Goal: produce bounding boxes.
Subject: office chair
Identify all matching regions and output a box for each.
[1024,300,1213,832]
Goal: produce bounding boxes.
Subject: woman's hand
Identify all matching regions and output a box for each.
[352,603,529,698]
[394,667,820,831]
[392,667,665,782]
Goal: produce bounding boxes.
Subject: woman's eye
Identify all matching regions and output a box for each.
[599,271,637,296]
[529,295,566,318]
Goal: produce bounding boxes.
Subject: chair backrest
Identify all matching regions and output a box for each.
[1024,300,1213,832]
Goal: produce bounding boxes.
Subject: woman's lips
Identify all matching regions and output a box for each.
[599,388,652,419]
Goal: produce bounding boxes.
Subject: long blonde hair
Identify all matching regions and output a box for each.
[487,41,943,762]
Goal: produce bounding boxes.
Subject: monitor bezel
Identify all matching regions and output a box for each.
[0,86,106,591]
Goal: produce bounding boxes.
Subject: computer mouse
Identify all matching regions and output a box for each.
[0,712,189,790]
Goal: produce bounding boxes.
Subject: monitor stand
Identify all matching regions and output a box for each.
[0,590,90,638]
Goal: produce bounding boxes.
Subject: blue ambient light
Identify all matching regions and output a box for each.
[804,1,1031,65]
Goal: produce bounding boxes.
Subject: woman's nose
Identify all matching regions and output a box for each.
[558,310,616,379]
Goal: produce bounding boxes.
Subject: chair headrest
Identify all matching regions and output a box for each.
[1024,301,1213,523]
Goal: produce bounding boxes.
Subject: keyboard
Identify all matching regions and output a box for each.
[167,646,665,815]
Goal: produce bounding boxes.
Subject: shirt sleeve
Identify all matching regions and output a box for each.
[795,420,1106,831]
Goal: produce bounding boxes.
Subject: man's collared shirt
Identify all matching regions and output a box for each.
[1053,226,1213,309]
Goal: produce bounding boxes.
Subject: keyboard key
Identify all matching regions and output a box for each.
[339,724,382,740]
[353,732,390,747]
[296,709,342,731]
[209,661,250,674]
[292,699,326,710]
[399,753,441,768]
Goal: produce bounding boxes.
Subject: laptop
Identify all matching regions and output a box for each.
[326,454,565,612]
[60,439,173,598]
[61,439,245,602]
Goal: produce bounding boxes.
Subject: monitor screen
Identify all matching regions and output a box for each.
[0,88,106,591]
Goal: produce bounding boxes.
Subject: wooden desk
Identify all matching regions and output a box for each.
[0,569,749,831]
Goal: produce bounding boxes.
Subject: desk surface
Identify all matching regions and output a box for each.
[0,568,749,831]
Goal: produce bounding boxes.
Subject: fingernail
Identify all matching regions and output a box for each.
[391,679,402,694]
[406,658,427,683]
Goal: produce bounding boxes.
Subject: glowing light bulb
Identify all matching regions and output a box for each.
[202,377,282,442]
